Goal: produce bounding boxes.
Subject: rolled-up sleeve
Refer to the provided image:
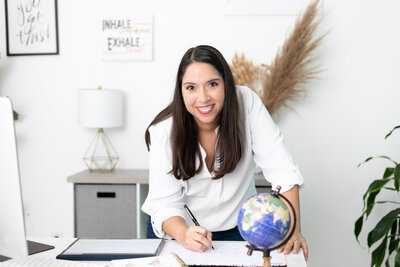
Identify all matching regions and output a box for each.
[244,88,304,193]
[141,120,186,238]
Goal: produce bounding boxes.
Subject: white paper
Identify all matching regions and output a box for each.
[159,241,286,266]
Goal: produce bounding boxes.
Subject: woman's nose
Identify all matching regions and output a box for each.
[198,87,210,102]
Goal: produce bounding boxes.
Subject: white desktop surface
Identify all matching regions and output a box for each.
[29,237,307,267]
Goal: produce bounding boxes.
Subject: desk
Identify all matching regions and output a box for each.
[28,238,307,267]
[68,169,271,239]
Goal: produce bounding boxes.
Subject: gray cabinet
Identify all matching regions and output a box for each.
[255,172,272,193]
[74,184,137,238]
[68,169,149,239]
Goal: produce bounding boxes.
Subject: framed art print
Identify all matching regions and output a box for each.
[4,0,59,56]
[100,14,153,61]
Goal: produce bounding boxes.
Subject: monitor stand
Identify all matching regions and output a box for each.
[27,240,55,255]
[0,255,11,262]
[0,240,55,262]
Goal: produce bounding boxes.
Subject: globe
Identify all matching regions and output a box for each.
[237,193,291,249]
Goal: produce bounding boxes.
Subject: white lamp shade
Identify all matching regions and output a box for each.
[78,89,123,128]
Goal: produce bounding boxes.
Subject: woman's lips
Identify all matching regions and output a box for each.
[196,104,215,114]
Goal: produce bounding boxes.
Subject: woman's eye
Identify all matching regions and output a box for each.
[186,85,195,90]
[209,82,218,87]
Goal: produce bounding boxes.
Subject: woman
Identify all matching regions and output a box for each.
[141,45,308,260]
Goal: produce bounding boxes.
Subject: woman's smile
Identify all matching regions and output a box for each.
[196,104,215,114]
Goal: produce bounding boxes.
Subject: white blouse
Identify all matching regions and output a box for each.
[141,86,304,238]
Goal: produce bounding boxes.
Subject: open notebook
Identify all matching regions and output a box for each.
[56,239,165,261]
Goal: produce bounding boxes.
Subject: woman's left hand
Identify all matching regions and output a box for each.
[277,230,308,261]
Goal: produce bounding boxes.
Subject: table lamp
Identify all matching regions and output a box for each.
[77,86,123,172]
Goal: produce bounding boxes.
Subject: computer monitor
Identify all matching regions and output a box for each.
[0,97,54,261]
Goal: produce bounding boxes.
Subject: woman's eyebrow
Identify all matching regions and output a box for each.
[182,78,221,85]
[207,78,222,83]
[182,81,196,85]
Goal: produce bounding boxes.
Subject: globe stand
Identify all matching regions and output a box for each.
[244,186,297,267]
[245,244,273,267]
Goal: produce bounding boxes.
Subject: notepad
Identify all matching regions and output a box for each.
[56,239,165,261]
[159,240,286,267]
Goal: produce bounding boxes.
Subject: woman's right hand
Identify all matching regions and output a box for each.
[163,216,213,252]
[180,225,213,252]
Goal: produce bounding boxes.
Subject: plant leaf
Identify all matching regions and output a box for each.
[388,239,398,257]
[395,249,400,267]
[13,110,19,121]
[363,179,391,206]
[355,214,364,241]
[395,164,400,191]
[368,229,375,248]
[376,201,400,205]
[369,208,400,247]
[385,125,400,139]
[360,156,374,166]
[371,236,388,267]
[366,190,380,217]
[384,187,398,191]
[383,167,394,179]
[358,156,397,167]
[388,219,398,254]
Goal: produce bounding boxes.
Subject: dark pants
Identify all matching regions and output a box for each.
[146,217,244,241]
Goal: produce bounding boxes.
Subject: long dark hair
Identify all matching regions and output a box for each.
[145,45,243,180]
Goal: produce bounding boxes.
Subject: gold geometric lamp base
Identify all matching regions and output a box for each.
[83,128,119,173]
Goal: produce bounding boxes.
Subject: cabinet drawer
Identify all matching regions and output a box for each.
[74,184,136,238]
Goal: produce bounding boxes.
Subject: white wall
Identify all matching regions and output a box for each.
[1,0,400,266]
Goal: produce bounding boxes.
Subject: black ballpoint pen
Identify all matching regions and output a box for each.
[183,204,215,250]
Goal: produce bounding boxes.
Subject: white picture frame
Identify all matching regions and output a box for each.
[101,15,153,61]
[5,0,59,56]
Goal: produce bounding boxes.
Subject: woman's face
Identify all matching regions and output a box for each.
[181,62,225,130]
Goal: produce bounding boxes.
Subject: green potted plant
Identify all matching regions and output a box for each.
[13,110,19,120]
[355,125,400,267]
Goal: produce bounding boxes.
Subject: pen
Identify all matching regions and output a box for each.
[183,204,214,250]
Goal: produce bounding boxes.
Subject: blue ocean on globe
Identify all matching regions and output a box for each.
[237,193,291,249]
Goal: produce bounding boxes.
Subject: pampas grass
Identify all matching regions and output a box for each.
[231,53,265,95]
[230,0,326,115]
